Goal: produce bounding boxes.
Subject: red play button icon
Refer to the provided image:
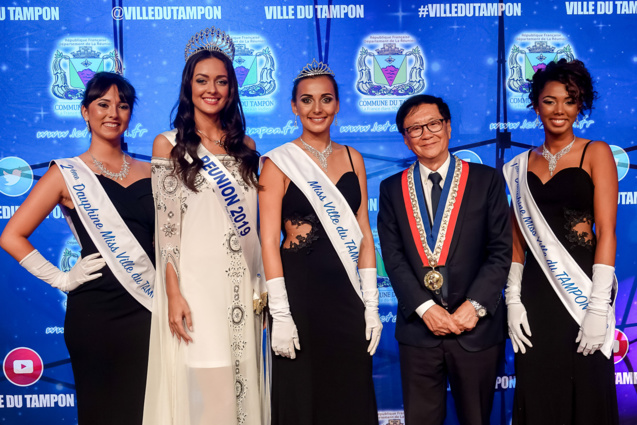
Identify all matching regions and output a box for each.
[614,329,629,365]
[3,347,43,387]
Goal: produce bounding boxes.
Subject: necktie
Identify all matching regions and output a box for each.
[428,172,442,224]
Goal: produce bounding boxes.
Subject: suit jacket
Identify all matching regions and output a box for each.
[378,160,511,352]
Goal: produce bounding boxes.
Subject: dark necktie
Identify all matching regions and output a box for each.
[429,172,442,224]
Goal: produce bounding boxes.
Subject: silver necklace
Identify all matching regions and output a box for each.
[300,137,332,171]
[542,136,576,176]
[197,129,224,148]
[90,151,130,181]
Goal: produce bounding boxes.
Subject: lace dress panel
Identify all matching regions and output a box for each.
[563,207,596,251]
[282,213,320,254]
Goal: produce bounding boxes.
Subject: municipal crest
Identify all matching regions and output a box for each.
[233,44,276,97]
[51,43,122,100]
[356,35,425,113]
[507,36,575,94]
[356,41,425,97]
[232,35,277,113]
[49,37,122,117]
[60,236,81,273]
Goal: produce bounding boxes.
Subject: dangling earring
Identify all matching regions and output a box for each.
[335,113,338,126]
[575,116,580,128]
[294,114,298,128]
[85,120,91,132]
[534,114,540,128]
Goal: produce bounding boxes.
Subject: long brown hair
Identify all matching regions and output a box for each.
[170,50,259,191]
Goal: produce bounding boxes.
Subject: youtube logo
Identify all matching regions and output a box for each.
[3,348,43,387]
[14,359,34,374]
[614,329,630,365]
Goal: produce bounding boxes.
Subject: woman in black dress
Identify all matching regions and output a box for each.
[504,59,618,424]
[259,61,381,424]
[0,72,153,425]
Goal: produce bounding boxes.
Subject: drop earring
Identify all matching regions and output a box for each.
[335,113,338,126]
[534,114,540,128]
[85,120,91,132]
[575,116,580,128]
[294,114,298,127]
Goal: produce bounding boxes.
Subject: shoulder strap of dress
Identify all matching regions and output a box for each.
[579,140,593,168]
[345,146,355,172]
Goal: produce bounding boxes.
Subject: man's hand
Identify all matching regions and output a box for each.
[451,300,479,333]
[423,305,462,336]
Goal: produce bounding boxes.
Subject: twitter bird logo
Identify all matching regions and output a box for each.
[0,157,33,197]
[3,169,22,186]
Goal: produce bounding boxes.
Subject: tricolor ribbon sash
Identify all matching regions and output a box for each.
[56,157,155,310]
[503,151,616,358]
[401,155,468,291]
[262,142,364,302]
[162,130,266,310]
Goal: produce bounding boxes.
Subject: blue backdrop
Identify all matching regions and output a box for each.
[1,1,636,423]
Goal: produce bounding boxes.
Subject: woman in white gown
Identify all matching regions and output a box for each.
[143,27,267,425]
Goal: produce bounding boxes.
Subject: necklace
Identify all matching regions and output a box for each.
[542,136,576,176]
[90,151,130,181]
[300,137,332,171]
[197,129,224,148]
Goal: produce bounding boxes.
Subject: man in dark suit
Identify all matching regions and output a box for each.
[378,94,511,425]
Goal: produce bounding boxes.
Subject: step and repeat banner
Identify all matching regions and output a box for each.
[1,1,635,423]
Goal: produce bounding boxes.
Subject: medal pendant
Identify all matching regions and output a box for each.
[424,269,443,291]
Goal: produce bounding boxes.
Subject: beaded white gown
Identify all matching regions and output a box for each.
[143,130,267,425]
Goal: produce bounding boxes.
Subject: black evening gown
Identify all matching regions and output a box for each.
[64,176,154,425]
[271,169,378,425]
[513,146,618,425]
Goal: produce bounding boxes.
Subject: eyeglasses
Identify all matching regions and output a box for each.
[404,118,447,138]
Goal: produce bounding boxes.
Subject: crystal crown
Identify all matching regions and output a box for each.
[184,27,235,62]
[294,59,335,81]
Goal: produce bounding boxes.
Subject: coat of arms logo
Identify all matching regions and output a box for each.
[51,45,122,100]
[356,42,425,97]
[233,44,276,97]
[507,39,575,94]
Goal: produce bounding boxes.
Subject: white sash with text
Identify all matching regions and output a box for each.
[162,130,264,300]
[262,143,364,301]
[503,152,616,358]
[56,157,155,311]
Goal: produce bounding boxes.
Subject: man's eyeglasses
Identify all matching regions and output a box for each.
[404,118,447,138]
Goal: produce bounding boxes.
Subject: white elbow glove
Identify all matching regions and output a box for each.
[505,262,532,354]
[576,264,614,356]
[19,249,106,292]
[360,268,382,356]
[266,277,300,359]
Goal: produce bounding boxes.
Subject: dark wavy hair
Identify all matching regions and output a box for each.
[82,72,137,113]
[291,73,340,101]
[528,58,597,116]
[170,49,259,191]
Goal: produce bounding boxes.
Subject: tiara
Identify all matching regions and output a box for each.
[184,27,235,62]
[294,59,335,81]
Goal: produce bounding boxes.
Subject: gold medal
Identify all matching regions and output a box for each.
[424,269,443,291]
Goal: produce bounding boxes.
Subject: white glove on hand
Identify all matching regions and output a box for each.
[505,262,532,354]
[576,310,607,356]
[576,264,614,356]
[19,249,106,292]
[360,268,382,356]
[266,277,300,359]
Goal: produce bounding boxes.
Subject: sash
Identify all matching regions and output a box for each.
[162,130,266,310]
[401,156,468,293]
[262,142,364,301]
[503,152,616,358]
[55,157,155,311]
